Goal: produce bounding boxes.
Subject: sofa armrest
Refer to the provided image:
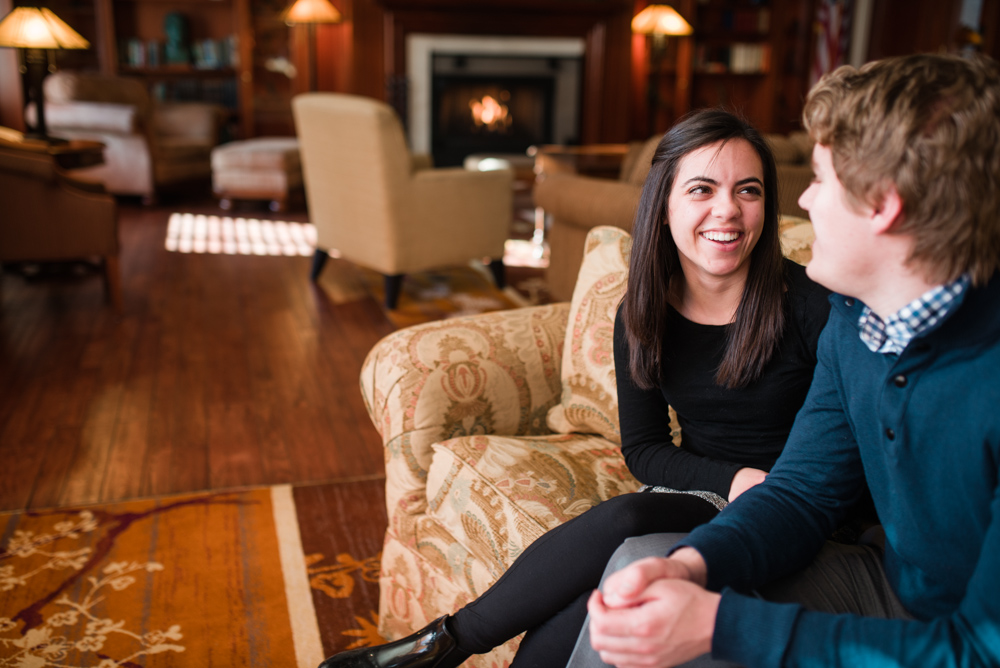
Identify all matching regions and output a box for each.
[534,173,641,235]
[360,303,569,517]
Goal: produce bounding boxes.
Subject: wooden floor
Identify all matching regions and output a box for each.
[0,199,399,512]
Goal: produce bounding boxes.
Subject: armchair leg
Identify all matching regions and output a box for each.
[488,258,506,290]
[384,274,404,310]
[310,249,329,281]
[104,255,123,313]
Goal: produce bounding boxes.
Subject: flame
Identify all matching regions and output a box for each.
[469,94,512,131]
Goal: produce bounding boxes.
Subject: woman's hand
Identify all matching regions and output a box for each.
[728,467,767,502]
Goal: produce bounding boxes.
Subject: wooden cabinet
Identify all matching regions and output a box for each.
[92,0,254,139]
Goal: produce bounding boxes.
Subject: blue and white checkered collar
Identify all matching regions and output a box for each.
[858,274,971,354]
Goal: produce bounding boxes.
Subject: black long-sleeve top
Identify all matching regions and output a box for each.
[615,259,831,499]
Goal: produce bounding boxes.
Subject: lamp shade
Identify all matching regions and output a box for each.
[631,5,693,36]
[0,7,90,49]
[282,0,342,25]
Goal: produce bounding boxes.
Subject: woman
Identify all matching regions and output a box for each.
[318,109,831,668]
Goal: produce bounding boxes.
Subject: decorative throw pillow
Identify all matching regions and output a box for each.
[546,226,632,443]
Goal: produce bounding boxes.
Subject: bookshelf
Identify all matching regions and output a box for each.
[94,0,254,138]
[645,0,814,135]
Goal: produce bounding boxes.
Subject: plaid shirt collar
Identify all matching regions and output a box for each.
[858,274,971,354]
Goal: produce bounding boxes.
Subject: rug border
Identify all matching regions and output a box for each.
[273,484,326,667]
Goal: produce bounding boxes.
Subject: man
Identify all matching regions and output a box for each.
[571,52,1000,667]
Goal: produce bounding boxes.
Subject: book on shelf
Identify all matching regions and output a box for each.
[695,43,770,74]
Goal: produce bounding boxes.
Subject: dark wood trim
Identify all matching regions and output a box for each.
[981,0,1000,62]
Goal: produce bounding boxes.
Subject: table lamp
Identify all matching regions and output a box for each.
[632,4,693,133]
[0,6,90,142]
[282,0,341,92]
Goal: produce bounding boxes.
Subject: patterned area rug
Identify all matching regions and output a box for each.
[0,479,387,667]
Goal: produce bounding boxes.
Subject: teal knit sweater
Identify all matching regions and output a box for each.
[682,277,1000,667]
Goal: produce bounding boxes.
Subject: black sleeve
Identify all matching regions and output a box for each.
[615,308,742,497]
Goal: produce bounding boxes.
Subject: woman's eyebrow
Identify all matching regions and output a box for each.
[682,176,763,186]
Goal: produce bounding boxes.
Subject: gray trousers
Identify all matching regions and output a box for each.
[566,528,911,668]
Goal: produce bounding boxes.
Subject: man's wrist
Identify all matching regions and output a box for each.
[669,547,708,587]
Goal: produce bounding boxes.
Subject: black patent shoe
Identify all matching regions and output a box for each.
[317,615,472,668]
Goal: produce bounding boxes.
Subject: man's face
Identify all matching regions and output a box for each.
[798,144,875,297]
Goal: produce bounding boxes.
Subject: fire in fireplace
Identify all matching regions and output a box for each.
[469,93,511,131]
[426,49,582,167]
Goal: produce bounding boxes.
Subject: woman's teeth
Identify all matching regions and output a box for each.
[701,231,741,242]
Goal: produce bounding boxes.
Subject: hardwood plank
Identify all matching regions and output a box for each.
[100,317,158,502]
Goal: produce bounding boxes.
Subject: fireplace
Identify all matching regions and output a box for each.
[408,35,586,166]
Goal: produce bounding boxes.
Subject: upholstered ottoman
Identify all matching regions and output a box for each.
[211,137,302,212]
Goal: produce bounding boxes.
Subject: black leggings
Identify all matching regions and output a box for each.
[448,491,721,668]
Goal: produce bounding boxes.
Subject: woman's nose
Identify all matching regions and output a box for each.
[713,195,740,219]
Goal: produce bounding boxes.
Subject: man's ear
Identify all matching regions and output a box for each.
[870,183,903,235]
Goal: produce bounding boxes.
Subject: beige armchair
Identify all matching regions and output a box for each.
[27,70,223,203]
[291,93,513,309]
[0,127,121,310]
[532,137,658,301]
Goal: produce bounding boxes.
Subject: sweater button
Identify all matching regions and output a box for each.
[885,427,896,440]
[845,298,855,306]
[894,375,907,388]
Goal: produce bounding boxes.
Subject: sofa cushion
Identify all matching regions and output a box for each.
[425,432,639,577]
[546,226,631,442]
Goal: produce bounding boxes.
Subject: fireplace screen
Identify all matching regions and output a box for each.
[432,76,555,166]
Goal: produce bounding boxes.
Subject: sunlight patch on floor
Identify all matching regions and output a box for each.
[165,213,317,256]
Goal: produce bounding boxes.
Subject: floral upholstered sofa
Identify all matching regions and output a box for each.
[359,220,815,668]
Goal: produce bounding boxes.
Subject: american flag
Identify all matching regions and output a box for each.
[811,0,853,88]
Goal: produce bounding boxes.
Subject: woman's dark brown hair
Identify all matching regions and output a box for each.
[621,108,786,390]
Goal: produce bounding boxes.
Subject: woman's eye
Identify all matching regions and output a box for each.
[689,185,711,195]
[739,186,762,196]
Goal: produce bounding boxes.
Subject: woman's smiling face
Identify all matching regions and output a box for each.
[666,138,765,287]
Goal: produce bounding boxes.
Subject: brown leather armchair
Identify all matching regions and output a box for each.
[0,127,121,310]
[26,70,223,203]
